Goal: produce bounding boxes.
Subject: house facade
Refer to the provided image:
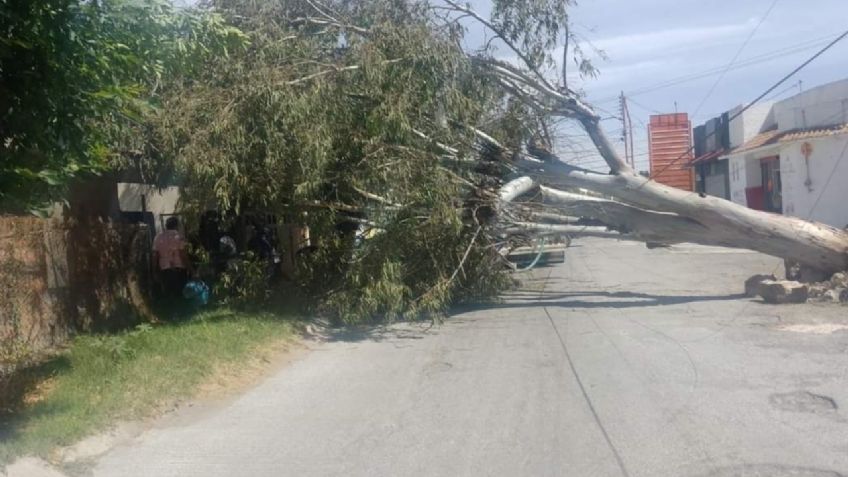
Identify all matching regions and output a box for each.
[692,78,848,228]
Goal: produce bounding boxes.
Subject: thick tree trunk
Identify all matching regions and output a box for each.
[509,119,848,274]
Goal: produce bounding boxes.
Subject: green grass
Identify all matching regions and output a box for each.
[0,309,299,465]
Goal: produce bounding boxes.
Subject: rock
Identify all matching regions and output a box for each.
[830,271,848,289]
[823,288,845,302]
[745,274,777,297]
[758,280,809,304]
[807,283,829,300]
[841,288,848,304]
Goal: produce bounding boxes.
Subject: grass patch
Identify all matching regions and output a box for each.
[0,308,299,465]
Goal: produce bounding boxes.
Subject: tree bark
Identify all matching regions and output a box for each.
[506,121,848,273]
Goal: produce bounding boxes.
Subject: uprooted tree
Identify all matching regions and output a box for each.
[148,0,847,321]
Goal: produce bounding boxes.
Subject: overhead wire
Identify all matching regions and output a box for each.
[645,27,848,186]
[691,0,781,118]
[593,32,843,104]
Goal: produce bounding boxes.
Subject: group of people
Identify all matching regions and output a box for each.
[151,216,280,306]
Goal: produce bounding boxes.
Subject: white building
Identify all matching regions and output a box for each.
[695,78,848,228]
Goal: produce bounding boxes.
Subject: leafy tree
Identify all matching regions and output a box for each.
[0,0,246,213]
[148,0,526,322]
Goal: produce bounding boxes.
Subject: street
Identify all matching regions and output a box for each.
[92,239,848,477]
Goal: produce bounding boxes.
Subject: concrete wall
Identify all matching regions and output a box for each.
[780,134,848,227]
[774,79,848,130]
[728,102,776,148]
[117,183,180,234]
[728,155,747,205]
[728,148,775,207]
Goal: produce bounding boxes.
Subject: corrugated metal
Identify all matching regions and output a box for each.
[648,113,693,191]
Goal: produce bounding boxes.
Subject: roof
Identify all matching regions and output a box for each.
[690,148,725,165]
[729,123,848,155]
[779,123,848,142]
[731,129,783,154]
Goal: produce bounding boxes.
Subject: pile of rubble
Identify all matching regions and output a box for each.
[745,272,848,304]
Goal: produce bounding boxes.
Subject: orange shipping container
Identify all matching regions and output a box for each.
[648,113,694,191]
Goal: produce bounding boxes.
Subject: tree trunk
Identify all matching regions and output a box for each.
[510,119,848,274]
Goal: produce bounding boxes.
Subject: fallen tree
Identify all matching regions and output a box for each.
[437,1,848,276]
[152,0,847,321]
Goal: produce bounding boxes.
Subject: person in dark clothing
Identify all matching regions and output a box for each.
[248,226,279,281]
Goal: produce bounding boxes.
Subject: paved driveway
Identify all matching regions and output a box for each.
[93,239,848,477]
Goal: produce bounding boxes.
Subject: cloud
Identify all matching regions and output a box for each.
[587,19,758,61]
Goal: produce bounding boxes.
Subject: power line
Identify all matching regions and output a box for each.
[594,32,842,104]
[691,0,780,118]
[646,27,848,184]
[626,97,661,115]
[764,80,803,102]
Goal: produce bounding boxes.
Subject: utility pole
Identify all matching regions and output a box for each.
[619,92,635,168]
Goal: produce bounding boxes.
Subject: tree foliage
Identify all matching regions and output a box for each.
[148,0,532,322]
[0,0,246,213]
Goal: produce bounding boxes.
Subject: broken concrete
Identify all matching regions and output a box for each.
[830,271,848,289]
[745,274,776,297]
[801,270,848,304]
[822,287,846,303]
[758,280,809,304]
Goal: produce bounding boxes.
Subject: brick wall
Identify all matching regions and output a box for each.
[0,217,153,360]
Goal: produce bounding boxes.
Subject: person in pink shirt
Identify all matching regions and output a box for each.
[153,217,191,299]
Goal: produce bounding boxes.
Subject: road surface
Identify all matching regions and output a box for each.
[93,239,848,477]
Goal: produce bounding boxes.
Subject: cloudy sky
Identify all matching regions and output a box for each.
[469,0,848,171]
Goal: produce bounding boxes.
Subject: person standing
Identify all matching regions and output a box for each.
[153,217,190,299]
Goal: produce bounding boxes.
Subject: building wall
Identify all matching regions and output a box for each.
[780,135,848,228]
[699,159,729,199]
[774,79,848,130]
[648,113,693,191]
[728,155,747,205]
[1,217,153,358]
[728,148,775,207]
[728,102,775,148]
[117,183,181,234]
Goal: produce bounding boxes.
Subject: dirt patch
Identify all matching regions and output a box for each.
[194,338,307,401]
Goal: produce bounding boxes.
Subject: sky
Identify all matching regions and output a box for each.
[468,0,848,172]
[179,0,848,172]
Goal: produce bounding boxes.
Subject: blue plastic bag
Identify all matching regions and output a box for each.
[182,279,210,307]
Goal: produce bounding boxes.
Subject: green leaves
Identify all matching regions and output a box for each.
[145,0,513,322]
[0,0,248,213]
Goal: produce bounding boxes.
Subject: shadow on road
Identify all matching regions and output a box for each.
[320,324,437,343]
[460,290,748,310]
[317,290,748,344]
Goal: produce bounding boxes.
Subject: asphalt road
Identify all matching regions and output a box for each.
[93,239,848,477]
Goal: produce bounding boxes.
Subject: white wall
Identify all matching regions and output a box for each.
[780,135,848,228]
[774,79,848,130]
[116,183,181,233]
[728,102,775,148]
[728,148,775,207]
[728,154,748,206]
